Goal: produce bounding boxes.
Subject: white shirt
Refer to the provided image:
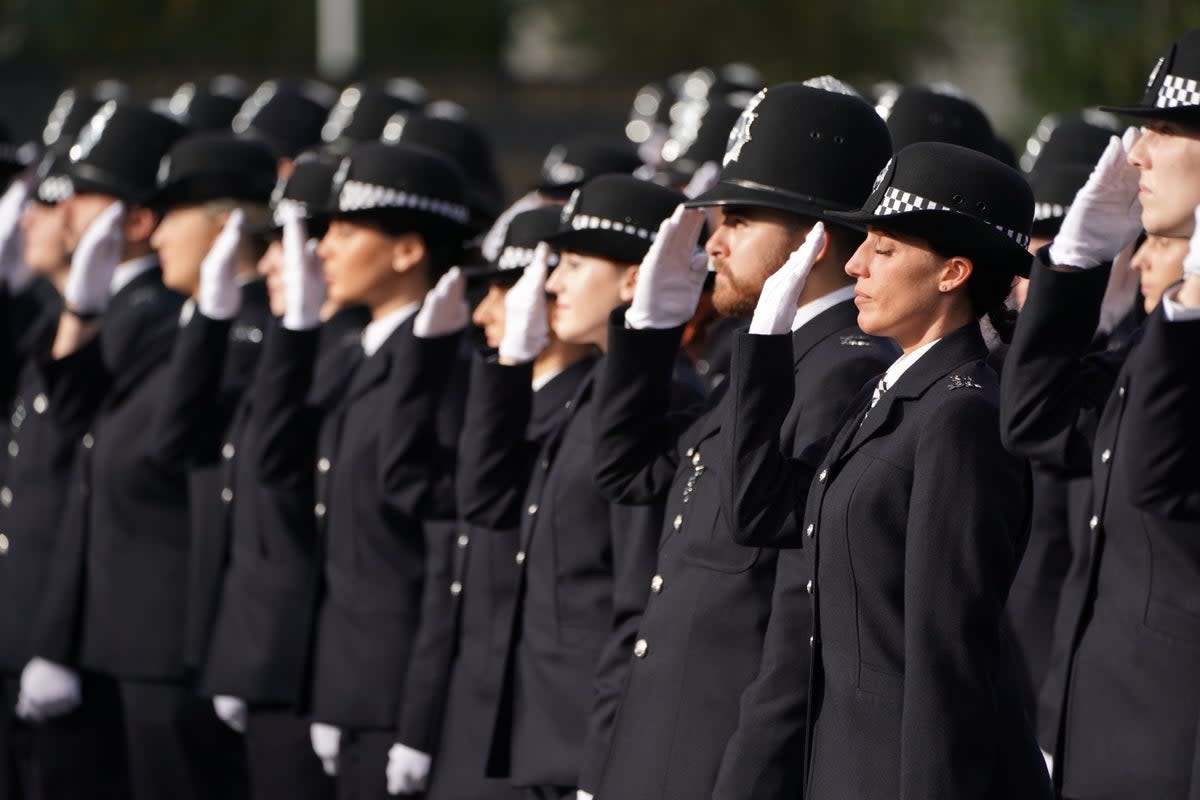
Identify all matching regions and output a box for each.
[532,364,566,392]
[361,302,421,357]
[879,337,941,393]
[109,255,158,296]
[1162,284,1200,322]
[791,284,857,332]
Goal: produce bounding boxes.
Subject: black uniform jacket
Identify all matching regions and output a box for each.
[0,286,79,672]
[424,355,594,800]
[729,322,1049,800]
[1003,261,1200,799]
[471,351,697,790]
[200,308,367,706]
[590,300,894,800]
[304,315,462,732]
[34,264,189,679]
[148,285,270,671]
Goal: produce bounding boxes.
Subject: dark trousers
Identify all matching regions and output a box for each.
[0,673,129,800]
[245,707,334,800]
[336,729,399,800]
[118,679,249,800]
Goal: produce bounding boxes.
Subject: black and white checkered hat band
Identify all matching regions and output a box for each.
[1155,74,1200,109]
[37,176,73,204]
[496,245,560,271]
[337,179,470,224]
[874,186,1031,248]
[569,214,657,241]
[1034,202,1067,221]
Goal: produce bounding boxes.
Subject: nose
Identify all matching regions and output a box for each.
[1127,128,1150,170]
[544,267,562,295]
[705,225,727,259]
[844,239,870,279]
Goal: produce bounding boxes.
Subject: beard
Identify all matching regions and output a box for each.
[709,257,761,318]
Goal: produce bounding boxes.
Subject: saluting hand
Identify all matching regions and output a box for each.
[625,204,708,330]
[749,221,826,335]
[64,200,125,315]
[0,175,34,293]
[1177,205,1200,309]
[414,266,469,338]
[386,742,432,795]
[280,205,325,330]
[498,242,552,364]
[683,161,721,200]
[1049,128,1143,270]
[197,209,244,320]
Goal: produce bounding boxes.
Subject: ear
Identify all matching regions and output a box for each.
[938,255,974,293]
[125,205,159,244]
[391,231,428,275]
[617,263,639,303]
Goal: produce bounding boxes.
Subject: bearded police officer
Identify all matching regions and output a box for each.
[588,81,895,800]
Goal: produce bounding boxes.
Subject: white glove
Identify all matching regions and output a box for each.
[0,177,34,293]
[683,161,721,200]
[64,200,125,314]
[498,242,551,363]
[197,209,244,320]
[577,791,595,800]
[281,207,325,330]
[749,222,826,335]
[1048,128,1144,270]
[310,722,341,777]
[212,695,247,734]
[1185,205,1200,280]
[480,191,544,263]
[386,743,432,795]
[414,267,468,338]
[625,204,708,329]
[15,658,82,722]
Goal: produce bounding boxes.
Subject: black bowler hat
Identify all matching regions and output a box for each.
[1022,113,1121,236]
[464,206,562,282]
[544,174,685,264]
[882,86,995,153]
[153,132,277,210]
[687,82,892,222]
[321,84,425,154]
[66,102,188,205]
[1103,29,1200,124]
[657,92,751,181]
[329,140,472,239]
[233,80,335,160]
[382,111,505,224]
[41,81,134,150]
[536,136,642,197]
[260,149,342,236]
[830,141,1034,277]
[164,76,249,131]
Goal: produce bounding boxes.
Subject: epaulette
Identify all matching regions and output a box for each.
[947,374,983,391]
[840,334,872,348]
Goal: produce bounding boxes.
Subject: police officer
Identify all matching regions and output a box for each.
[463,175,699,800]
[198,150,362,800]
[257,141,468,799]
[1002,28,1200,798]
[418,207,593,800]
[725,141,1051,799]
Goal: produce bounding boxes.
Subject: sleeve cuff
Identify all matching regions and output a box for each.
[1161,285,1200,321]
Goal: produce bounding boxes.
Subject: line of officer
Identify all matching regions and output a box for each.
[1001,28,1200,799]
[587,81,895,800]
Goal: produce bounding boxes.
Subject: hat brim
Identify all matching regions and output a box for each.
[1099,102,1200,125]
[827,207,1033,278]
[542,227,652,265]
[684,178,861,227]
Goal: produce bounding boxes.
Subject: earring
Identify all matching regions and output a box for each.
[939,283,949,292]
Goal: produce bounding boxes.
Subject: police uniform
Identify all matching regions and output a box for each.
[589,83,894,800]
[1002,32,1200,798]
[723,143,1050,799]
[423,207,575,800]
[263,142,467,799]
[464,176,699,798]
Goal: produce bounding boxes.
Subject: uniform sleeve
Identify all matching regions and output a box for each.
[147,312,232,466]
[722,330,834,548]
[900,394,1030,799]
[250,324,322,487]
[1123,307,1200,519]
[38,334,112,431]
[1001,258,1124,473]
[455,353,537,529]
[711,549,811,800]
[30,452,91,666]
[593,309,705,505]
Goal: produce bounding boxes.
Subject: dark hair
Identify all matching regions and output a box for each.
[928,241,1018,343]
